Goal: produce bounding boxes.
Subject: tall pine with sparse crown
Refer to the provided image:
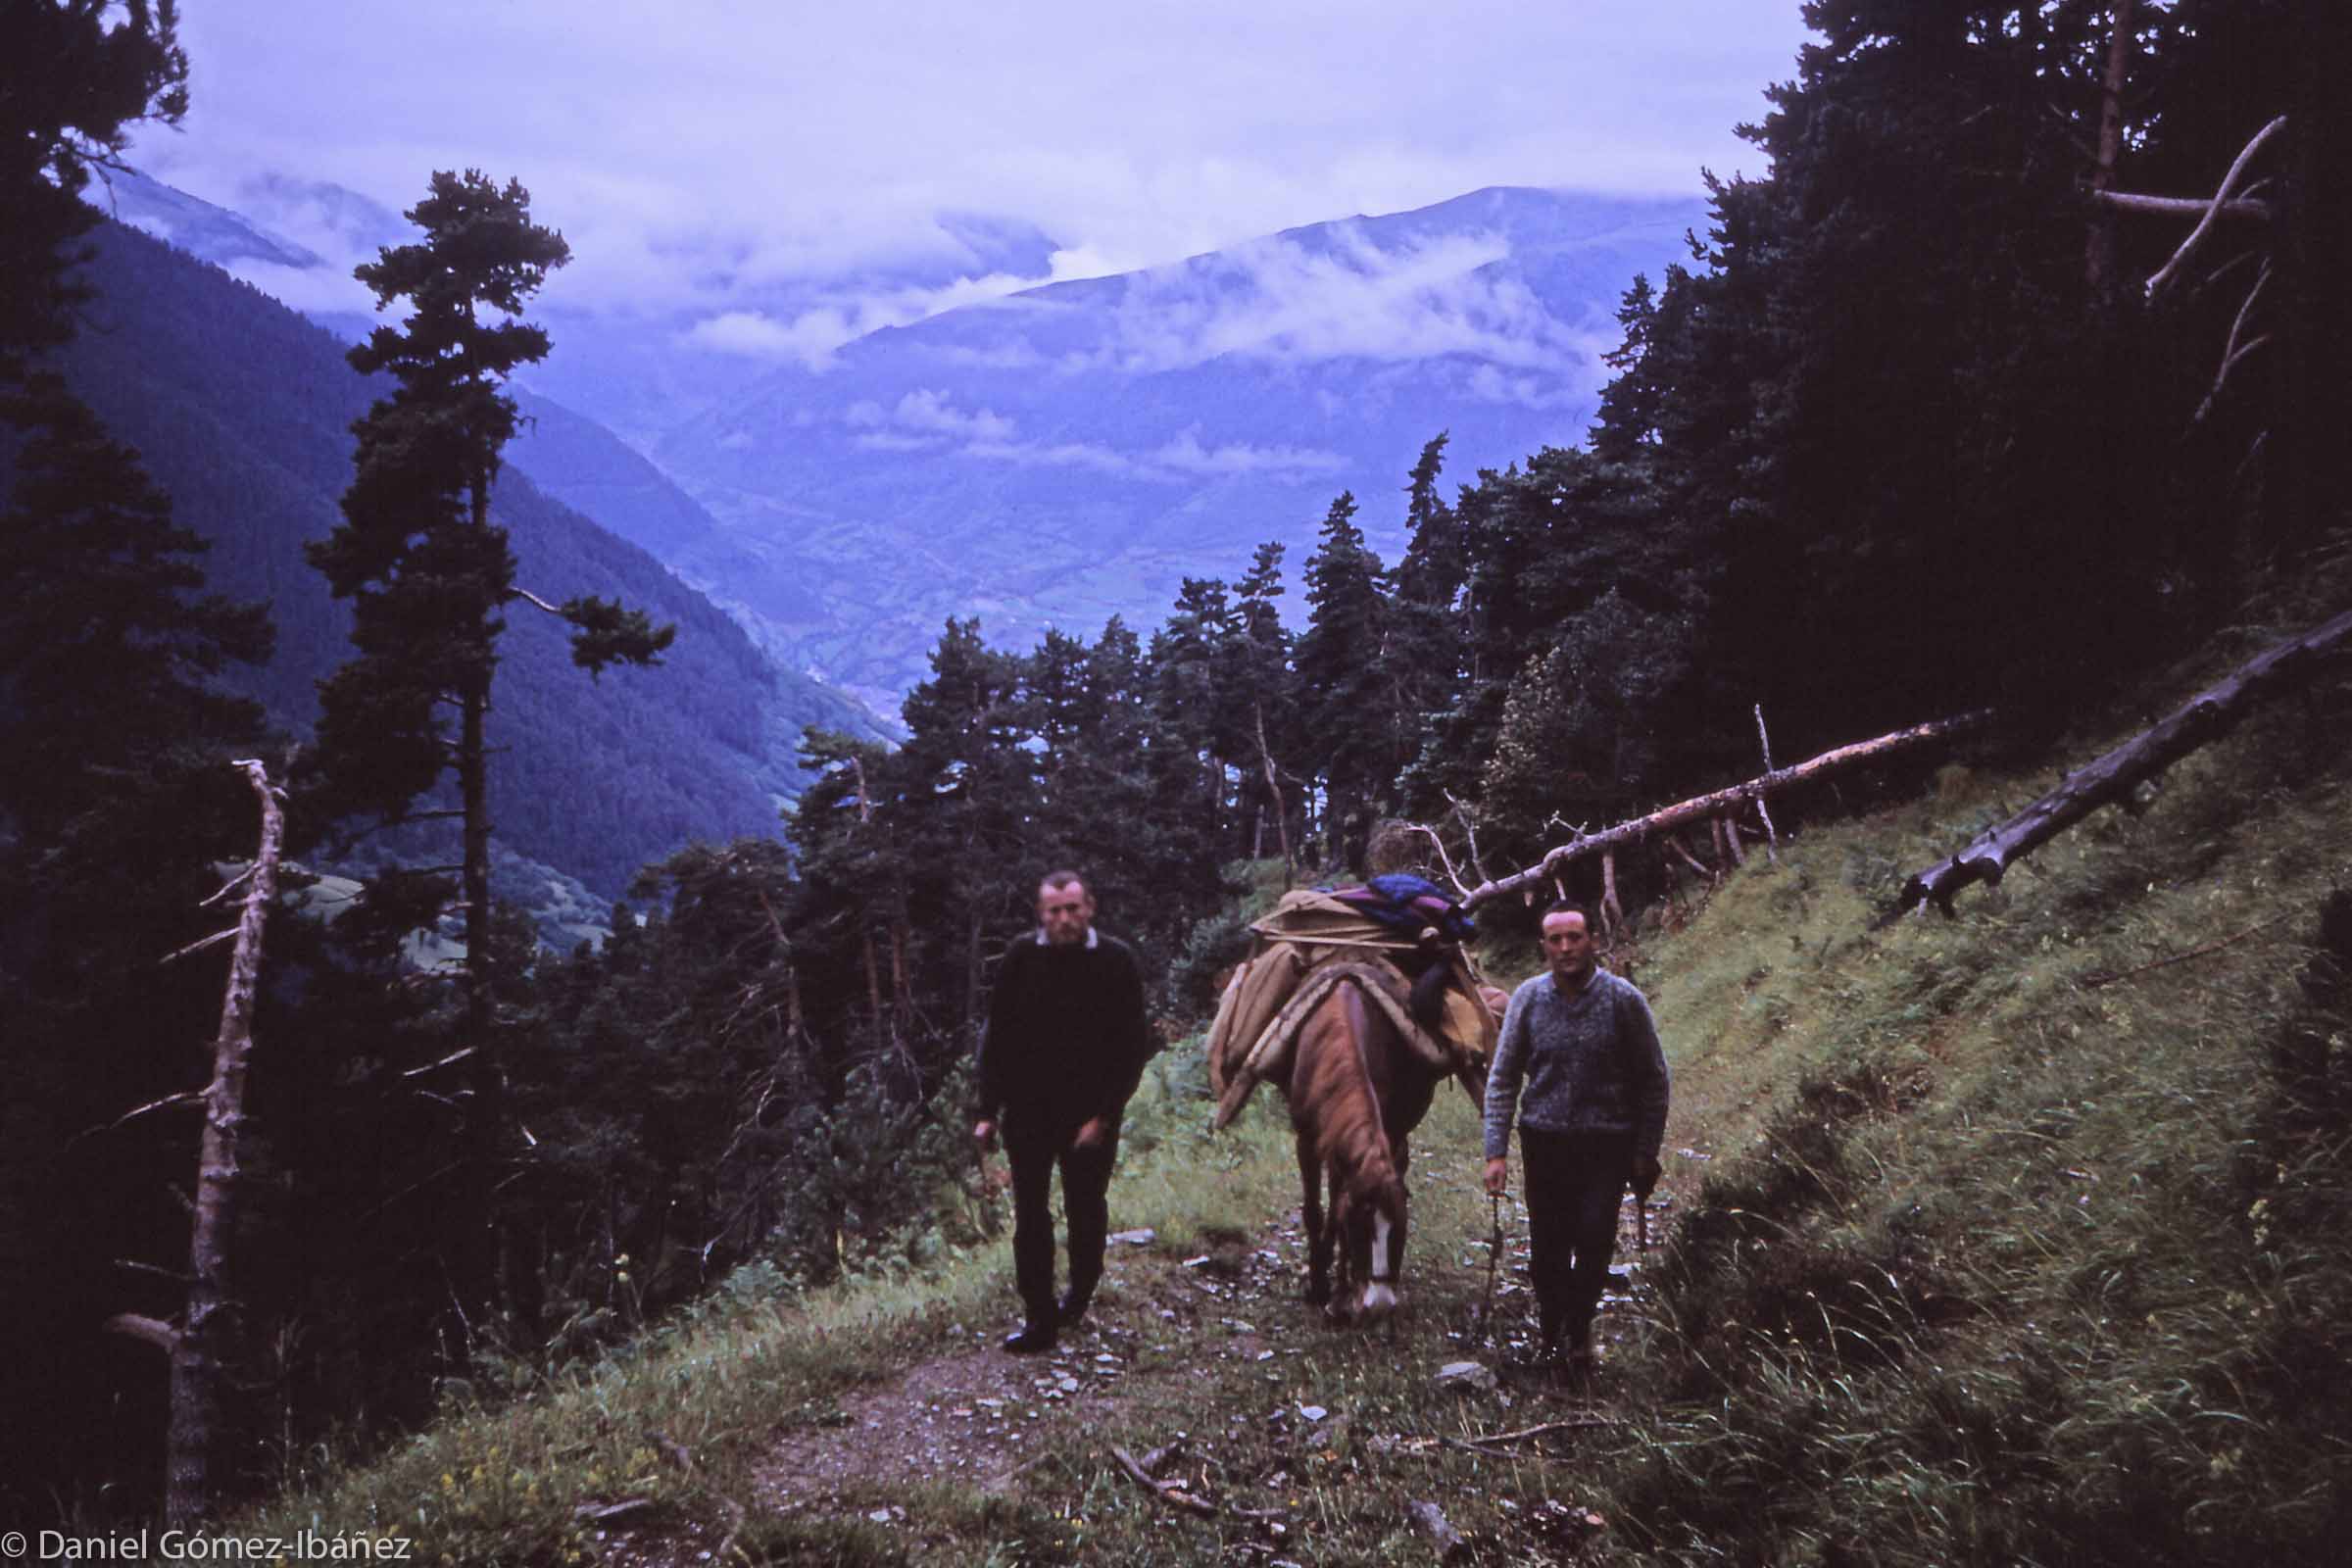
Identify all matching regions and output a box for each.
[307,169,673,1339]
[1294,490,1390,870]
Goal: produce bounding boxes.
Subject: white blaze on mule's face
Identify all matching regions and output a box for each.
[1361,1211,1397,1317]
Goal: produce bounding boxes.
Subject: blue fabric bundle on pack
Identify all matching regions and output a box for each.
[1323,872,1478,945]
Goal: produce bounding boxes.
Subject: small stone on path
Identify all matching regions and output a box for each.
[1434,1360,1497,1392]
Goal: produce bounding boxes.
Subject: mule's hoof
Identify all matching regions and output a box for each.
[1303,1277,1331,1306]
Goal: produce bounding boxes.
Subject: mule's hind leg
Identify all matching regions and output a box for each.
[1298,1132,1332,1306]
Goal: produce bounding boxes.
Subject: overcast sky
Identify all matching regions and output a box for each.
[131,1,1810,318]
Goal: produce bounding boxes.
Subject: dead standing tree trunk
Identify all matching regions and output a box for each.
[107,760,286,1526]
[2084,0,2139,291]
[1895,609,2352,917]
[1253,702,1294,877]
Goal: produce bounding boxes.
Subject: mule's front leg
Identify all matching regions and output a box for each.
[1357,1202,1399,1321]
[1298,1132,1331,1306]
[1384,1142,1411,1286]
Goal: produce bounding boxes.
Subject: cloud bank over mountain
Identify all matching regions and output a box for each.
[89,167,1704,713]
[625,185,1706,706]
[134,1,1805,348]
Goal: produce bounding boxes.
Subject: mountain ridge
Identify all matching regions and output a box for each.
[92,170,1705,710]
[649,183,1705,704]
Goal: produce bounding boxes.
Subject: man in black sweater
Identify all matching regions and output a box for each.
[973,870,1152,1353]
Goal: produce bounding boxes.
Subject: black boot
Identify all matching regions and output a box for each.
[1056,1287,1094,1328]
[1002,1315,1056,1354]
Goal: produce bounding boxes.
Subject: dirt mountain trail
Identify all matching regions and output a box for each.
[751,1220,1331,1515]
[596,1154,1698,1565]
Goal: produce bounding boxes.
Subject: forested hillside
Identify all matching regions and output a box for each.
[52,220,881,896]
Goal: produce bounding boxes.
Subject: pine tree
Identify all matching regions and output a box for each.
[892,617,1037,1033]
[1384,436,1467,815]
[306,170,672,1335]
[0,396,272,906]
[0,0,187,396]
[1293,491,1389,868]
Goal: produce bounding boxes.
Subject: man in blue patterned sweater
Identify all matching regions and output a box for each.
[1483,901,1671,1375]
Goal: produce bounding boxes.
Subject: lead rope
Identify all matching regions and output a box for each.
[1476,1191,1504,1347]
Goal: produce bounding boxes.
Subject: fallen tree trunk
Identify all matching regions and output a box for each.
[1897,609,2352,917]
[1461,711,1991,910]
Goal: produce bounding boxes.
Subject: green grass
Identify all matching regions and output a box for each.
[1594,677,2352,1565]
[236,633,2352,1566]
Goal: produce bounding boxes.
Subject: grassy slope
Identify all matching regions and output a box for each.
[246,624,2351,1566]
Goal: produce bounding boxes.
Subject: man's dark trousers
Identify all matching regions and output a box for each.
[1520,1126,1633,1349]
[1005,1122,1119,1322]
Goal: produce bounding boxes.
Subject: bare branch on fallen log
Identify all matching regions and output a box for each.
[1462,712,1992,910]
[83,1088,204,1141]
[106,1313,179,1353]
[1446,791,1494,887]
[2091,190,2274,222]
[1666,834,1714,884]
[162,927,240,965]
[1896,610,2352,918]
[2146,115,2289,299]
[1395,821,1474,899]
[114,1258,194,1285]
[1753,706,1782,862]
[199,864,256,909]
